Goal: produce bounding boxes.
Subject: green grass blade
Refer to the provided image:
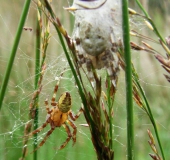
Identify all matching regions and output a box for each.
[122,0,134,159]
[134,75,165,160]
[135,0,165,44]
[0,0,32,110]
[33,8,42,160]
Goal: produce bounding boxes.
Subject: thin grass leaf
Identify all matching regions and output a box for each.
[33,6,42,160]
[20,5,50,159]
[122,0,134,159]
[132,69,165,160]
[0,0,31,110]
[135,0,165,44]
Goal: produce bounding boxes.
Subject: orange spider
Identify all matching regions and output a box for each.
[27,81,83,151]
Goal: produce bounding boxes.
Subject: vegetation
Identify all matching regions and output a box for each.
[0,0,170,160]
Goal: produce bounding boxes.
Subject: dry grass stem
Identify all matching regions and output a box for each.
[147,129,162,160]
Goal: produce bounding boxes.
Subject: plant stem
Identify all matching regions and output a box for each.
[33,7,41,160]
[135,78,165,160]
[0,0,31,110]
[135,0,165,44]
[106,76,113,149]
[122,0,134,159]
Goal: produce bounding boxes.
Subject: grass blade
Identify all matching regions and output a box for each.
[135,0,165,44]
[33,7,42,160]
[0,0,31,110]
[133,71,165,160]
[122,0,134,159]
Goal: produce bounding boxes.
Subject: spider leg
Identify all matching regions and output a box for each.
[105,33,121,87]
[73,23,86,66]
[58,123,72,150]
[51,83,59,106]
[69,108,83,121]
[76,41,86,65]
[32,124,55,153]
[27,120,49,137]
[66,120,77,146]
[51,72,64,106]
[86,58,95,85]
[101,49,120,87]
[45,99,52,114]
[68,108,83,145]
[106,61,119,87]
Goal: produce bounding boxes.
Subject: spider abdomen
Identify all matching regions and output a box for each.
[80,23,109,56]
[58,92,72,113]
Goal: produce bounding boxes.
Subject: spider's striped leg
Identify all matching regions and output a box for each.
[86,58,95,85]
[58,123,72,150]
[101,49,120,87]
[66,120,77,146]
[51,72,64,106]
[107,33,122,87]
[75,40,86,66]
[45,99,53,114]
[32,124,55,153]
[69,108,83,121]
[51,83,60,106]
[68,108,83,144]
[106,61,119,87]
[27,120,49,137]
[73,25,86,66]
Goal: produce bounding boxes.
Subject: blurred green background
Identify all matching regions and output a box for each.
[0,0,170,160]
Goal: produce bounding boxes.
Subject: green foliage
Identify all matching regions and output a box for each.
[0,0,170,160]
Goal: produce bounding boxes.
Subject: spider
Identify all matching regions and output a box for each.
[66,0,123,87]
[27,81,83,152]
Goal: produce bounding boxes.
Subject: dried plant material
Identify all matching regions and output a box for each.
[147,129,162,160]
[130,30,137,36]
[145,20,154,30]
[130,42,144,51]
[23,27,33,31]
[133,85,143,108]
[162,65,170,74]
[164,74,170,82]
[128,8,137,15]
[142,41,154,50]
[149,154,160,160]
[155,54,170,69]
[159,39,170,56]
[165,35,170,49]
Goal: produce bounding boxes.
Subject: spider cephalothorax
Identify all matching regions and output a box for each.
[26,82,83,151]
[67,0,123,86]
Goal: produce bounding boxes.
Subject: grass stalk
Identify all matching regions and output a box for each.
[131,1,166,159]
[107,79,112,149]
[133,73,165,160]
[122,0,134,159]
[20,4,50,159]
[0,0,31,110]
[106,76,114,150]
[135,0,165,44]
[33,6,42,160]
[131,64,165,159]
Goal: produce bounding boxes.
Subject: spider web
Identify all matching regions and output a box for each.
[0,1,170,160]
